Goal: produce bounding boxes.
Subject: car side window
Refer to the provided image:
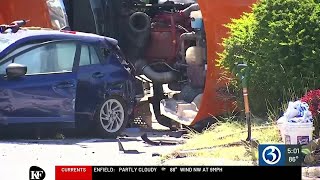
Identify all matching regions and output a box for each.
[55,43,77,72]
[0,44,39,75]
[12,42,77,75]
[90,46,100,64]
[0,61,12,75]
[79,45,90,66]
[79,45,100,66]
[13,45,48,74]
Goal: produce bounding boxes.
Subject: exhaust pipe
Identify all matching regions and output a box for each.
[125,12,151,58]
[128,12,151,35]
[135,60,177,84]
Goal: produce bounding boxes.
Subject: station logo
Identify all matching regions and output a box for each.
[29,166,46,180]
[259,145,285,166]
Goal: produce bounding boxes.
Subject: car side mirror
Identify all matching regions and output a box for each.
[6,63,27,79]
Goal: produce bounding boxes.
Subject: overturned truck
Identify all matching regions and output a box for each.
[0,0,256,130]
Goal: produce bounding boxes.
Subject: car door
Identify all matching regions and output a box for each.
[0,40,79,125]
[75,43,105,121]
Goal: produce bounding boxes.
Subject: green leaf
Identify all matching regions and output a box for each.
[302,148,311,155]
[216,0,320,115]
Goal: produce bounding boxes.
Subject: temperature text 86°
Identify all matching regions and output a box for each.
[289,156,299,163]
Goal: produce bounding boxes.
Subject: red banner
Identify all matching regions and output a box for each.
[54,166,301,180]
[55,166,92,180]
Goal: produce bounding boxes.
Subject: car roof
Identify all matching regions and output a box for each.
[0,29,118,58]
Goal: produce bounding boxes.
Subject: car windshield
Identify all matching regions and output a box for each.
[1,44,39,63]
[0,37,15,53]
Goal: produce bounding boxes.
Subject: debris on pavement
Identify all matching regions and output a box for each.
[117,139,141,154]
[141,133,186,146]
[152,153,161,157]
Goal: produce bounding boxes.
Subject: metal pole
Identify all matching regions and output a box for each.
[243,87,251,141]
[237,63,251,141]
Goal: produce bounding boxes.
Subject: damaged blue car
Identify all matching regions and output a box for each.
[0,29,135,137]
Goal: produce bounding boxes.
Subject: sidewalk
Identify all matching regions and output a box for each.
[303,167,320,180]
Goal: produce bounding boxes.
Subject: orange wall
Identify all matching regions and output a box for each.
[0,0,51,27]
[194,0,257,124]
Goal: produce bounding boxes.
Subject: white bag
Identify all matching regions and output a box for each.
[280,100,313,124]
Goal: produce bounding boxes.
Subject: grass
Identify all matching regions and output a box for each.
[163,119,282,164]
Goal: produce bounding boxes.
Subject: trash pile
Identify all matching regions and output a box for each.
[278,101,313,124]
[277,101,314,145]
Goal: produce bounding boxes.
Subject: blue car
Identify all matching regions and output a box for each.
[0,29,135,137]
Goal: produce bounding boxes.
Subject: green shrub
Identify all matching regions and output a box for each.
[218,0,320,116]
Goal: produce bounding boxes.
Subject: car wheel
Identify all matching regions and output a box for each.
[95,96,128,138]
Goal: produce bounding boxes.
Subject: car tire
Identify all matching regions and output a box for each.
[94,96,128,138]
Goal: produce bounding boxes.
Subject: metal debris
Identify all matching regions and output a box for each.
[117,138,141,154]
[141,133,185,146]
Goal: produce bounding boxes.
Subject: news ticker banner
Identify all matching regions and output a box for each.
[52,144,303,180]
[54,166,301,180]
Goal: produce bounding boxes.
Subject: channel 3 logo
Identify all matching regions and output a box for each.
[259,145,285,166]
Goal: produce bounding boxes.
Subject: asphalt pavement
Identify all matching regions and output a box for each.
[0,126,183,180]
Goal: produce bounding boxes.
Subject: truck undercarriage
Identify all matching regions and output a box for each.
[62,0,207,128]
